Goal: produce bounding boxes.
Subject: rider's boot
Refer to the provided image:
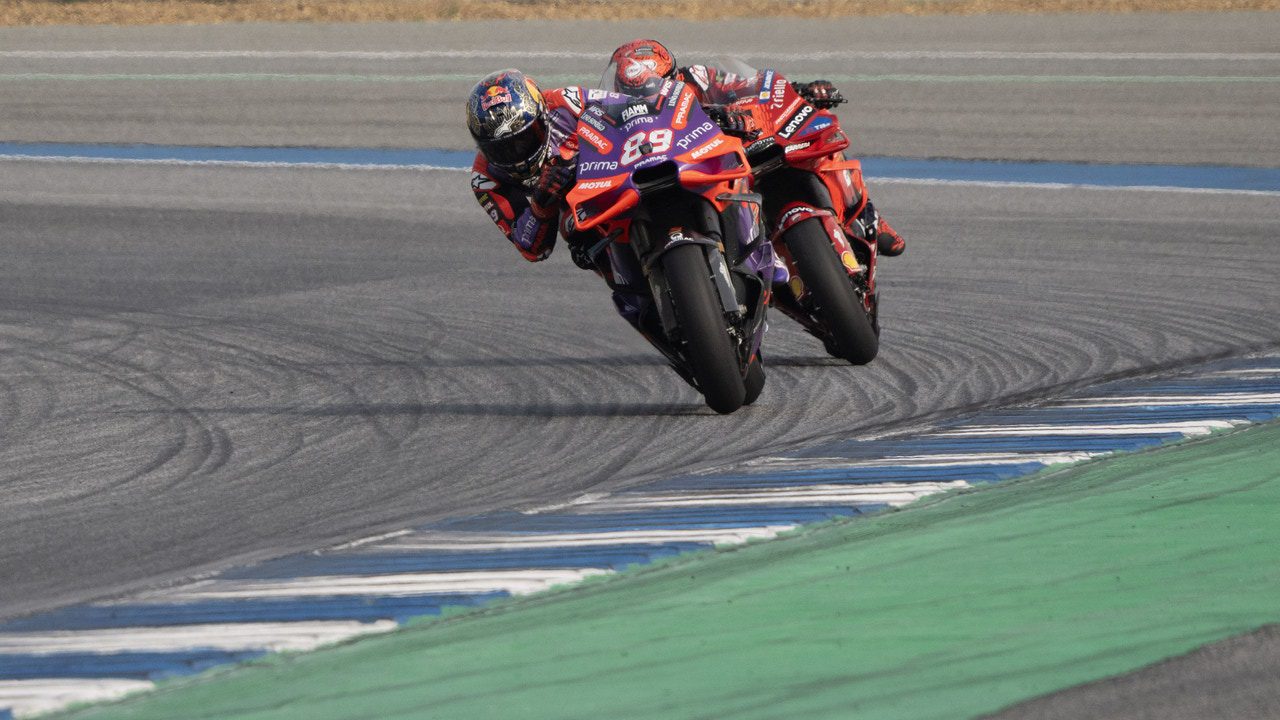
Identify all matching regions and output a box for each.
[875,216,906,256]
[851,201,906,257]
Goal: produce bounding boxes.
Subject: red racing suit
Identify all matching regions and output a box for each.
[470,86,587,262]
[675,65,905,256]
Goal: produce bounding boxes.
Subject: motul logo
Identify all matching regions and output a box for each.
[578,125,613,153]
[673,90,694,129]
[690,135,725,160]
[577,179,615,190]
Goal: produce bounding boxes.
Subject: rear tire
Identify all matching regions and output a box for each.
[784,219,879,365]
[662,244,746,414]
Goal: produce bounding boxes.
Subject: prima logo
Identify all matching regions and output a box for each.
[676,121,716,150]
[579,159,620,172]
[623,115,656,130]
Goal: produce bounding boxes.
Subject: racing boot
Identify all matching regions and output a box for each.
[875,216,906,256]
[853,201,906,257]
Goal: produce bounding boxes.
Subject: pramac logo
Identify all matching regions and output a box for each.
[577,124,614,154]
[672,89,695,130]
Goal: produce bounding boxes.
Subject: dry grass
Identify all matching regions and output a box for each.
[3,0,1278,26]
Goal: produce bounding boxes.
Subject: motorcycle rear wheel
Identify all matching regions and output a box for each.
[662,244,747,414]
[784,218,879,365]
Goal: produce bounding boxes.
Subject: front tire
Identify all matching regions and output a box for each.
[784,218,879,365]
[662,244,746,414]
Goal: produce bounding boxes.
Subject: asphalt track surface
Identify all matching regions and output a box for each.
[2,12,1279,716]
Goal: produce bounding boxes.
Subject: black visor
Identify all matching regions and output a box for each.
[478,118,547,167]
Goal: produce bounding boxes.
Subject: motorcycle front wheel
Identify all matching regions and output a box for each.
[784,218,879,365]
[662,243,747,414]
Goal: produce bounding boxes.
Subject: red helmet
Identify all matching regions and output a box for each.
[610,39,676,98]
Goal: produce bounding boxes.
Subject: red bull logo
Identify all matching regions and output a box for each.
[481,85,512,110]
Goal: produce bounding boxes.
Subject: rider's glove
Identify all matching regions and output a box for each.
[705,105,760,141]
[529,155,575,220]
[792,80,845,109]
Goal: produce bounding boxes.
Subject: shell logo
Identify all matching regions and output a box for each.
[841,251,861,273]
[788,275,806,297]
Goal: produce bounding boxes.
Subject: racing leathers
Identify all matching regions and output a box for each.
[675,64,906,257]
[470,86,588,264]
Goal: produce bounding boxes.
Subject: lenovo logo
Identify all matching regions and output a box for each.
[778,105,814,139]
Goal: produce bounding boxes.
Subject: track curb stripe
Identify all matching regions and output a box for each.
[2,353,1277,716]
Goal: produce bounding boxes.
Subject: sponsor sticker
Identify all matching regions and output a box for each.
[559,87,582,113]
[480,85,512,110]
[580,112,607,133]
[621,103,649,122]
[676,120,716,150]
[672,89,695,130]
[576,178,616,191]
[689,135,725,160]
[577,124,614,153]
[807,117,833,133]
[783,140,812,153]
[587,89,610,100]
[771,76,789,110]
[634,153,670,169]
[780,204,814,228]
[759,70,775,101]
[777,104,815,140]
[664,80,681,106]
[579,159,620,173]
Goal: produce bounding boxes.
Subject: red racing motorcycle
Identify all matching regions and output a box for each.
[714,59,881,365]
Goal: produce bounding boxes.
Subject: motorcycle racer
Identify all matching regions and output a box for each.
[608,39,906,257]
[466,68,595,268]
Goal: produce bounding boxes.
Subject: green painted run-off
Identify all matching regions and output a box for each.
[63,422,1280,720]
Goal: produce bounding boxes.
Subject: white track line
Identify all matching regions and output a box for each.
[1058,393,1280,408]
[867,176,1280,198]
[1193,367,1280,377]
[0,154,467,172]
[738,452,1099,470]
[367,527,797,551]
[0,621,395,655]
[579,482,969,511]
[0,680,154,719]
[152,568,613,600]
[935,420,1243,437]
